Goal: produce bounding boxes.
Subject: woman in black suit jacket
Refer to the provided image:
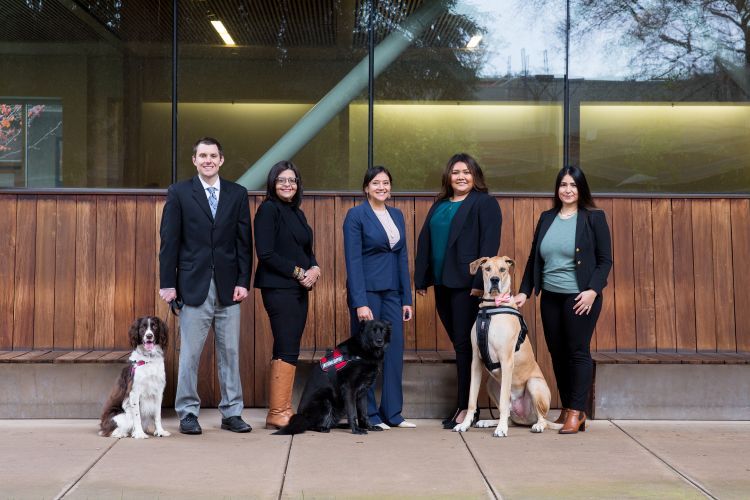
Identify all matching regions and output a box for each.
[254,161,320,430]
[414,153,502,429]
[515,165,612,434]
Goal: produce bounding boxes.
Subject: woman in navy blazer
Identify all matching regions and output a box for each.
[344,166,414,429]
[414,153,502,429]
[515,165,612,434]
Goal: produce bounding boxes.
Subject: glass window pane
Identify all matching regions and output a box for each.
[373,0,565,192]
[0,0,173,188]
[176,0,367,191]
[569,0,750,194]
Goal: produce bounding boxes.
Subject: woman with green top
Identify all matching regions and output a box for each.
[414,153,502,430]
[515,165,612,434]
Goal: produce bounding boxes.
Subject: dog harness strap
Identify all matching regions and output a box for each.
[475,306,529,372]
[130,360,146,376]
[476,309,502,371]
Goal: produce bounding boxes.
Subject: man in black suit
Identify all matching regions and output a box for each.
[159,137,252,434]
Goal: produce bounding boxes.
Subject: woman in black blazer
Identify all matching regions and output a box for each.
[515,165,612,434]
[254,161,320,430]
[414,153,502,429]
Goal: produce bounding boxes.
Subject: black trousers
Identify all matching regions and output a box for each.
[261,287,309,365]
[435,285,479,411]
[540,289,602,411]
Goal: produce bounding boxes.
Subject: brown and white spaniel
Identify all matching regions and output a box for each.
[99,316,170,439]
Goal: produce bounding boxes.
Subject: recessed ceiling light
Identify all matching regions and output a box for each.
[211,20,236,46]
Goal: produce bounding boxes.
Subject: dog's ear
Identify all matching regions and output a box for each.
[469,257,490,275]
[128,318,141,349]
[154,317,169,348]
[504,258,515,268]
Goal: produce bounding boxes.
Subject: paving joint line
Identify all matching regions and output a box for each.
[459,432,501,500]
[610,420,717,500]
[54,437,119,499]
[277,434,294,500]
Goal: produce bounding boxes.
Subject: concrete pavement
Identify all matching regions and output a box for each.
[1,409,748,499]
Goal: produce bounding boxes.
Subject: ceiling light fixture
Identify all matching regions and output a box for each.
[466,34,482,49]
[211,20,236,46]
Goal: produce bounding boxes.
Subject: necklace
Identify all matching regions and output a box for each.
[559,210,577,219]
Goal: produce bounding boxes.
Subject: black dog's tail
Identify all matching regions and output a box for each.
[273,414,309,435]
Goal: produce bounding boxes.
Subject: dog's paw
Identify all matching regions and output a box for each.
[475,419,498,428]
[132,431,149,439]
[453,422,470,433]
[367,425,383,432]
[493,424,508,437]
[154,429,171,437]
[352,427,368,435]
[530,422,546,433]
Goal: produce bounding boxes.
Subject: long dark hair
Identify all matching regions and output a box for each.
[362,165,392,193]
[436,153,488,201]
[553,165,596,211]
[266,160,303,208]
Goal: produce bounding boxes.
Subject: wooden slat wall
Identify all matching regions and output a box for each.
[1,193,748,408]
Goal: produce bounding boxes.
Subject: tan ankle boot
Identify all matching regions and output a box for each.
[559,409,586,434]
[554,408,568,425]
[265,359,296,430]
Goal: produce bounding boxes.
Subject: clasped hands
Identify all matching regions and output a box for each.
[298,266,321,289]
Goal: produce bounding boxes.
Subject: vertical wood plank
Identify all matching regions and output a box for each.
[75,196,96,350]
[94,196,117,349]
[0,195,17,349]
[414,197,437,350]
[334,196,356,345]
[497,196,514,258]
[393,197,416,350]
[253,195,273,406]
[711,199,735,352]
[691,200,716,352]
[300,197,316,350]
[651,199,676,352]
[731,199,750,353]
[134,196,157,317]
[513,197,537,348]
[114,197,137,350]
[631,199,656,351]
[14,196,36,350]
[672,200,697,352]
[33,197,56,349]
[593,198,616,352]
[239,194,255,407]
[54,197,77,349]
[611,198,636,351]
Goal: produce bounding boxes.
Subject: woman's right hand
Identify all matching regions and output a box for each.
[416,289,427,297]
[356,306,374,321]
[514,293,528,308]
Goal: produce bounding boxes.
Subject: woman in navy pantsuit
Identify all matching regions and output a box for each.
[343,166,414,429]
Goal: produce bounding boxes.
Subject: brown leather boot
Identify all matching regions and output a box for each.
[265,359,296,430]
[554,408,568,424]
[559,409,586,434]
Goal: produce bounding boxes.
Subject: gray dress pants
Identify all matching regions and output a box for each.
[175,278,244,419]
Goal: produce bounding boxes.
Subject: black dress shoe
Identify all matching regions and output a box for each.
[221,415,252,433]
[179,413,202,435]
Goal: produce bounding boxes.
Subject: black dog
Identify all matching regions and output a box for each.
[275,320,391,435]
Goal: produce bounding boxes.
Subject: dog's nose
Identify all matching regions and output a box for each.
[490,276,500,284]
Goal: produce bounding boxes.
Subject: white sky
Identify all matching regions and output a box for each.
[454,0,634,80]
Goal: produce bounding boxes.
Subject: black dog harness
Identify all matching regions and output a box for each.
[319,346,362,383]
[475,305,528,372]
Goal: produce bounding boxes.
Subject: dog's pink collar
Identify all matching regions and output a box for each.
[130,360,147,376]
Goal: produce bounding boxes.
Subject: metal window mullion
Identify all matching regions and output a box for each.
[172,0,178,185]
[367,0,375,171]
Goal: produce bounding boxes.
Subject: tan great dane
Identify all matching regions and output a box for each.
[454,256,561,437]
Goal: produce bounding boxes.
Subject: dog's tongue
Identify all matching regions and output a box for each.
[494,293,512,306]
[145,342,155,351]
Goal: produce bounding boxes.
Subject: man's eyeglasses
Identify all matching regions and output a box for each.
[276,177,298,185]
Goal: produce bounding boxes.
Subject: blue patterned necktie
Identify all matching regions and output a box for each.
[207,187,218,218]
